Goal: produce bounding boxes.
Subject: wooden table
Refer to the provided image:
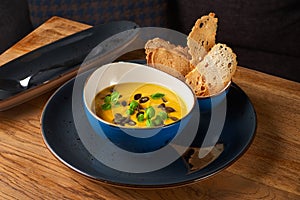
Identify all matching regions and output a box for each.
[1,16,299,199]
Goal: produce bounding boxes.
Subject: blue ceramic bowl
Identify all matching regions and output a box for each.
[83,62,196,153]
[197,81,231,113]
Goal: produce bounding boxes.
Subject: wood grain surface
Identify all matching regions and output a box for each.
[0,17,91,111]
[0,16,300,200]
[0,16,91,66]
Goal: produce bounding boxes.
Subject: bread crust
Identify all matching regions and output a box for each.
[187,12,218,66]
[145,38,193,81]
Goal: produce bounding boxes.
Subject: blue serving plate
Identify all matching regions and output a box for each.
[41,65,256,188]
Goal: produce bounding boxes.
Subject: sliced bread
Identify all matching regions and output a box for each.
[185,68,209,96]
[145,38,193,81]
[195,43,237,94]
[187,12,218,66]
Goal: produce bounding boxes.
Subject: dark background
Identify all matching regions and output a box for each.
[0,0,299,82]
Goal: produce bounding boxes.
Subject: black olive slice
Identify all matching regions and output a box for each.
[165,107,176,113]
[139,96,150,103]
[169,116,179,121]
[134,93,142,100]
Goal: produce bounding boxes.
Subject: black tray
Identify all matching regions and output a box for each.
[0,20,138,111]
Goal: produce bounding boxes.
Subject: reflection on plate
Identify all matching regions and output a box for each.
[41,67,256,188]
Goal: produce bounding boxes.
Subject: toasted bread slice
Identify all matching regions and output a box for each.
[144,15,237,97]
[145,38,176,54]
[196,43,237,94]
[145,38,193,81]
[185,68,209,96]
[187,12,218,66]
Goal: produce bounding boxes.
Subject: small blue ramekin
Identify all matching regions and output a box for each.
[197,81,231,113]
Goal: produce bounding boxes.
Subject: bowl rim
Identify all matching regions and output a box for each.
[83,61,197,130]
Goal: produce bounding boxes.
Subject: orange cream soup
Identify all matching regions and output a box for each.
[93,82,187,127]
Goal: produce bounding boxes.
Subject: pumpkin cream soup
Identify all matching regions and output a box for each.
[93,82,188,127]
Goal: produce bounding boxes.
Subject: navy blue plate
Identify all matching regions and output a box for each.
[41,67,256,188]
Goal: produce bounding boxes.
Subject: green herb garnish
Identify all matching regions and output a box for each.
[153,115,164,126]
[158,111,168,120]
[101,103,111,110]
[104,95,111,103]
[145,106,155,119]
[110,91,120,104]
[126,108,135,115]
[129,100,139,110]
[146,119,154,127]
[101,91,120,110]
[137,113,145,122]
[150,93,165,99]
[113,101,121,107]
